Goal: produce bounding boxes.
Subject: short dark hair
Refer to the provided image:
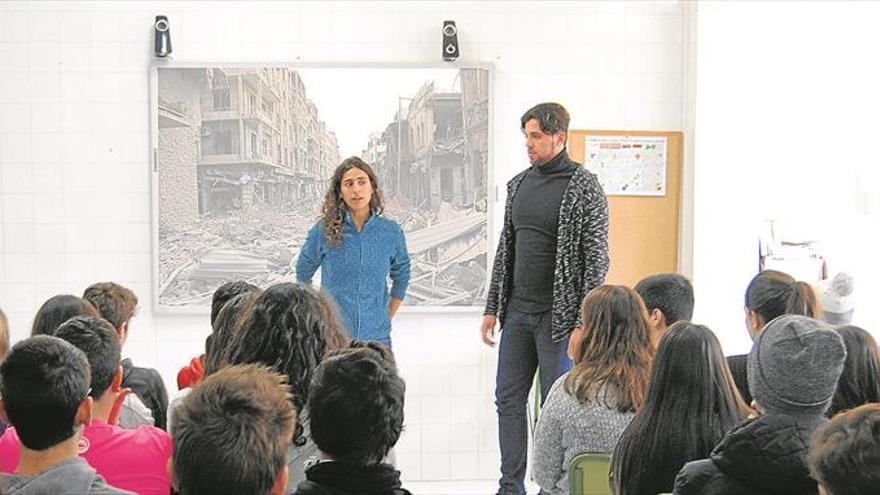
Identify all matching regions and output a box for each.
[82,282,138,330]
[809,403,880,495]
[172,365,295,495]
[0,336,90,450]
[520,102,570,136]
[210,281,258,326]
[634,273,695,325]
[309,347,405,465]
[31,294,99,336]
[54,316,121,399]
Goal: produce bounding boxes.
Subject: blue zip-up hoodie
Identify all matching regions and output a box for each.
[296,213,410,345]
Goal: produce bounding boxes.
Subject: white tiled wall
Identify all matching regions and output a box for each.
[0,0,687,486]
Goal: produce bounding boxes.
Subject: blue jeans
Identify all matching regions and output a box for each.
[495,307,573,495]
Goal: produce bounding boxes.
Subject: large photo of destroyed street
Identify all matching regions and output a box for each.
[154,66,490,310]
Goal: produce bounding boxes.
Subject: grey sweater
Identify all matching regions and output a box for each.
[2,457,133,495]
[533,372,635,495]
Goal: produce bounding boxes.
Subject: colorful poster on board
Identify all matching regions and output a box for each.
[584,135,667,196]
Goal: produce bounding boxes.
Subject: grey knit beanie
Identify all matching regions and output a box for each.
[748,314,846,415]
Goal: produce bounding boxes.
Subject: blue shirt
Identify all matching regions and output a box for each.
[296,213,410,344]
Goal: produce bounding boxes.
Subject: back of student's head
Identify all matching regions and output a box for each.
[204,290,262,376]
[634,273,695,325]
[0,306,9,362]
[745,270,821,326]
[82,282,138,330]
[809,403,880,495]
[54,316,121,399]
[309,346,405,466]
[227,283,349,441]
[210,281,259,327]
[171,365,295,495]
[612,322,748,494]
[0,336,90,450]
[565,285,653,412]
[31,294,99,336]
[748,315,846,416]
[827,325,880,417]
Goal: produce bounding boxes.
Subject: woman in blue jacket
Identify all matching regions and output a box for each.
[296,156,410,348]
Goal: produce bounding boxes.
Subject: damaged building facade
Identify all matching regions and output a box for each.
[197,68,340,215]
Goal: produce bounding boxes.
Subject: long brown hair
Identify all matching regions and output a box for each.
[320,156,384,247]
[564,285,653,412]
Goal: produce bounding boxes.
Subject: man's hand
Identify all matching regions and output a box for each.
[480,314,498,347]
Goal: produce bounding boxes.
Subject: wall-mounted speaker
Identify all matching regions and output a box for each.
[154,15,172,58]
[442,20,459,62]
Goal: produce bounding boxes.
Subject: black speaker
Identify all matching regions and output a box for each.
[154,15,172,58]
[442,20,459,61]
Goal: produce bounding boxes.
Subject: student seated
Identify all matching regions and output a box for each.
[634,273,695,346]
[675,315,846,495]
[166,288,264,436]
[29,294,153,429]
[30,294,100,336]
[827,325,880,417]
[611,322,749,495]
[294,346,410,495]
[809,403,880,495]
[83,282,169,430]
[224,282,349,491]
[176,281,259,390]
[170,364,296,495]
[0,317,172,495]
[532,285,654,495]
[727,270,821,404]
[0,335,132,494]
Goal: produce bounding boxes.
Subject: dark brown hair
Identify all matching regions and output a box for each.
[82,282,138,330]
[744,270,821,324]
[809,403,880,495]
[31,295,99,336]
[564,285,653,412]
[320,157,384,247]
[171,365,296,495]
[520,102,570,135]
[611,322,749,494]
[827,325,880,417]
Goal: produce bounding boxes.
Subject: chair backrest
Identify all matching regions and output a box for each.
[569,452,612,495]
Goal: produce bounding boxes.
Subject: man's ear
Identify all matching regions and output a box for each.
[76,396,94,427]
[116,322,128,345]
[650,308,666,327]
[111,365,124,392]
[270,464,289,495]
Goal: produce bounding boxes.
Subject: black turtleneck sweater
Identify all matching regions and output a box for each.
[509,150,578,314]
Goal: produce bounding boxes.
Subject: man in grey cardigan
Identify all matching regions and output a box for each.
[480,102,609,495]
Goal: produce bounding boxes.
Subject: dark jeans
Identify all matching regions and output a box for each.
[495,307,573,495]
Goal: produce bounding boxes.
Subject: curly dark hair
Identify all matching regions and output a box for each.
[226,283,349,445]
[320,156,384,247]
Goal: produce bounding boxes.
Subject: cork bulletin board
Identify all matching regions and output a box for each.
[568,130,683,286]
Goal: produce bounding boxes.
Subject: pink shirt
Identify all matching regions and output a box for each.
[0,420,172,495]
